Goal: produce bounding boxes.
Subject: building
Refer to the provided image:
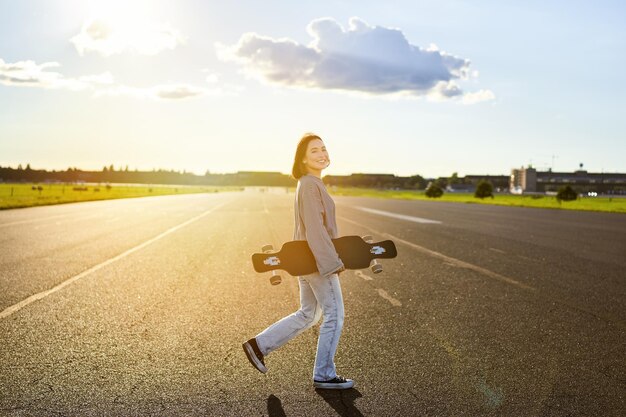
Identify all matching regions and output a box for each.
[510,166,626,194]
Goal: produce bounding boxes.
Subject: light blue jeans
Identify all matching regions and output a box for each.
[255,272,345,381]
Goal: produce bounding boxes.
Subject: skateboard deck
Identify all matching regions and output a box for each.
[252,235,397,277]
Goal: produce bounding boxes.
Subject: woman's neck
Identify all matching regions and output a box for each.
[306,169,322,179]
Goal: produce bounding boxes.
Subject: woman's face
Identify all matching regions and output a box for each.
[303,138,330,173]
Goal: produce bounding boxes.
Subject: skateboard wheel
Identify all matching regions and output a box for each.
[270,274,282,285]
[262,244,274,252]
[371,263,383,274]
[362,235,373,243]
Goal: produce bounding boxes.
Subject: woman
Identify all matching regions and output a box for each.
[242,133,354,390]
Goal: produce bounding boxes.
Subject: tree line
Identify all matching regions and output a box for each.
[1,165,508,190]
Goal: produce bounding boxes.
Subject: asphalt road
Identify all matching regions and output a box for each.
[1,189,624,416]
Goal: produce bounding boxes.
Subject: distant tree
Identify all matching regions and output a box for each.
[405,174,426,189]
[109,164,115,172]
[434,177,448,189]
[205,169,211,176]
[448,172,460,185]
[25,163,32,171]
[556,185,577,201]
[103,166,108,172]
[125,165,129,172]
[17,164,23,170]
[425,182,444,198]
[474,180,494,199]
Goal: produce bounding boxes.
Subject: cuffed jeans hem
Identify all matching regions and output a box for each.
[254,273,344,380]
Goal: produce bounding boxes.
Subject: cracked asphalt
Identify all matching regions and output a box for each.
[1,189,624,416]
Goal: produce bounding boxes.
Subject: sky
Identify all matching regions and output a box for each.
[1,0,625,178]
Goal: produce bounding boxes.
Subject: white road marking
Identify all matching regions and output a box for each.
[376,288,402,306]
[339,216,535,291]
[489,248,506,254]
[354,270,373,281]
[355,206,442,224]
[0,213,89,228]
[0,201,230,320]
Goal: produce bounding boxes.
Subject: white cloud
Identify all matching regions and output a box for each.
[153,84,203,99]
[202,69,220,84]
[218,17,494,103]
[461,89,496,104]
[71,18,185,56]
[90,83,204,100]
[200,69,245,95]
[0,59,89,91]
[78,71,115,85]
[0,58,210,101]
[95,81,243,100]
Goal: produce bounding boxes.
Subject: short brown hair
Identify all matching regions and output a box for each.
[291,133,322,179]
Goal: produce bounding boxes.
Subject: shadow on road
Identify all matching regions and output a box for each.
[267,394,287,417]
[315,388,364,417]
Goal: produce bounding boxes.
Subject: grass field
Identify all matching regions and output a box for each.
[3,183,624,213]
[329,187,626,213]
[0,183,242,210]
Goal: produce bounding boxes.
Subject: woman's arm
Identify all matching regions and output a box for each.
[300,182,345,278]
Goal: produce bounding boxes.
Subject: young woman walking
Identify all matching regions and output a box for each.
[243,133,354,390]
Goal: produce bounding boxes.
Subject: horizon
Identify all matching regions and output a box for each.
[2,162,623,180]
[1,1,625,177]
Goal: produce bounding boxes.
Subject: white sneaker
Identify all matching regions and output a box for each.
[313,375,355,389]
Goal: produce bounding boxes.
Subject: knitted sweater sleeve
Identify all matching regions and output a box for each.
[299,182,344,278]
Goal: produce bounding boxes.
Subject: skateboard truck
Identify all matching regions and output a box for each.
[362,235,383,274]
[262,244,282,285]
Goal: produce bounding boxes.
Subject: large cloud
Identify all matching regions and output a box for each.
[217,17,494,102]
[71,18,185,56]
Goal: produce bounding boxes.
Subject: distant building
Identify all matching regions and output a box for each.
[510,166,626,194]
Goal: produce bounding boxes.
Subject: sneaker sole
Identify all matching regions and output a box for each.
[242,342,267,374]
[313,380,355,390]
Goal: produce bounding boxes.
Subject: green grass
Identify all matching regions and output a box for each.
[0,183,242,210]
[328,187,626,213]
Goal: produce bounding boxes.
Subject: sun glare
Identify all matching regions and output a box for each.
[75,0,183,56]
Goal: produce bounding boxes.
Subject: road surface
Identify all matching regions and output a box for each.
[1,189,624,416]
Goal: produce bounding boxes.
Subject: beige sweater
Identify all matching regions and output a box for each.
[293,174,344,278]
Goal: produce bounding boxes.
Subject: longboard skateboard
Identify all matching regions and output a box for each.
[252,235,397,284]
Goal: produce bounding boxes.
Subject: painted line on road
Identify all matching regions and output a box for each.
[338,216,535,291]
[355,206,442,224]
[354,270,373,281]
[343,216,625,328]
[0,201,230,320]
[0,213,82,228]
[376,288,402,306]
